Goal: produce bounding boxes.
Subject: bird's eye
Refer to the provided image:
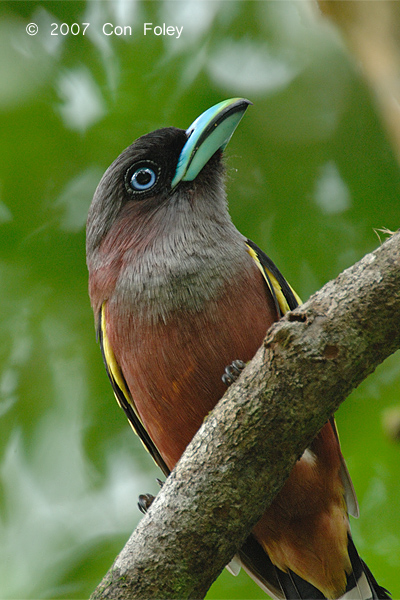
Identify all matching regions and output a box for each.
[130,166,157,191]
[125,160,161,197]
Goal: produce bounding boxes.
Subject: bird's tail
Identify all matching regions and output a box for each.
[343,536,391,600]
[238,534,390,599]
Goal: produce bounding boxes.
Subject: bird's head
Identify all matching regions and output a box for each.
[86,98,251,259]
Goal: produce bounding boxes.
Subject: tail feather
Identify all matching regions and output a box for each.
[361,560,391,600]
[239,535,283,599]
[275,568,325,599]
[342,536,373,598]
[341,570,376,599]
[346,536,391,600]
[235,534,390,600]
[275,570,304,599]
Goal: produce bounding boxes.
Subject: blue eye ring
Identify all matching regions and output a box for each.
[126,160,160,195]
[131,167,156,190]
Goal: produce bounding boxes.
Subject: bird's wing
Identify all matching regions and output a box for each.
[98,302,170,476]
[245,239,301,316]
[243,239,364,598]
[246,238,358,517]
[330,416,360,518]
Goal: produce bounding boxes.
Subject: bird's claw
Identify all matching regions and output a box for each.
[138,493,156,514]
[137,479,164,514]
[222,359,246,386]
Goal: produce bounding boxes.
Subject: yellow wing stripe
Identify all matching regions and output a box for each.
[101,302,140,420]
[100,302,170,475]
[246,245,301,315]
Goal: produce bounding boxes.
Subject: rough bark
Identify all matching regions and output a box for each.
[90,231,400,600]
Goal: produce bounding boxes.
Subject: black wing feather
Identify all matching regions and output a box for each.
[246,239,299,313]
[98,306,170,477]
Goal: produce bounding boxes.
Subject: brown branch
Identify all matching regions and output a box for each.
[90,230,400,600]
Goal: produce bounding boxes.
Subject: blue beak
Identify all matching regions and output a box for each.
[171,98,252,189]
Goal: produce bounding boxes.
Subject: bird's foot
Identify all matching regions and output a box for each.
[222,359,246,386]
[138,493,155,514]
[137,479,164,514]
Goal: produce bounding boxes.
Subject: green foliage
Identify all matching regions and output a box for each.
[0,1,399,598]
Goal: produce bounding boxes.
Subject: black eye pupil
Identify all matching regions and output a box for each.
[128,163,158,192]
[136,170,151,186]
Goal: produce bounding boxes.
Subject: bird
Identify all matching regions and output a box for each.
[86,98,390,599]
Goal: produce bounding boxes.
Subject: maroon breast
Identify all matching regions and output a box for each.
[105,258,277,470]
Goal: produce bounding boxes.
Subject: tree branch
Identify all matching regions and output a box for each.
[91,230,400,600]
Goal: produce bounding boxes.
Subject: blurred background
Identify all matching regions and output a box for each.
[0,1,399,598]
